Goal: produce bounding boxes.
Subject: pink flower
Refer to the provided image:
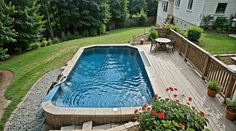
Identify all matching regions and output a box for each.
[142,105,147,110]
[174,88,178,91]
[134,109,138,114]
[169,87,174,91]
[151,110,156,116]
[158,112,165,119]
[147,100,151,104]
[173,94,178,97]
[188,97,192,102]
[166,88,169,91]
[200,111,205,117]
[147,107,151,110]
[154,94,158,98]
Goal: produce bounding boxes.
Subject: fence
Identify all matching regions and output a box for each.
[158,28,236,99]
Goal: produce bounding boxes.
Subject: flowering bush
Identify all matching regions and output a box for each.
[136,87,208,131]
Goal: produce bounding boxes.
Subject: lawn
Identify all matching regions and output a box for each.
[200,32,236,54]
[0,27,149,129]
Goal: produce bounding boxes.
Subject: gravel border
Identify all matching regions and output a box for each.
[4,68,62,131]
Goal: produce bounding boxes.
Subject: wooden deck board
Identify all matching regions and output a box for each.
[136,44,236,131]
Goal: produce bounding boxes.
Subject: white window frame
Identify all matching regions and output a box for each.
[175,0,181,7]
[162,1,168,12]
[187,0,193,10]
[215,3,228,14]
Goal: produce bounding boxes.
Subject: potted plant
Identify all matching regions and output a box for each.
[207,81,220,97]
[225,99,236,121]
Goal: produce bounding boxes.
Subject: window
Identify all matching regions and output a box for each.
[187,0,193,10]
[215,3,227,14]
[162,1,168,12]
[175,0,181,7]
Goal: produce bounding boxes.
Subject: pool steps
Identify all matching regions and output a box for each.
[49,121,139,131]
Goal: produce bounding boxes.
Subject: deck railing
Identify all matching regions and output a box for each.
[158,28,236,99]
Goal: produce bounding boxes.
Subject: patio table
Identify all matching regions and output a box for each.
[155,38,171,51]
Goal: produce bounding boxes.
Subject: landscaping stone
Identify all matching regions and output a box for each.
[4,69,62,131]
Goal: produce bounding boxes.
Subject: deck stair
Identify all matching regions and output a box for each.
[49,121,138,131]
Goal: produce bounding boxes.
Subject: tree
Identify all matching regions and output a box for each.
[6,0,44,52]
[146,0,158,17]
[128,0,147,18]
[0,0,16,48]
[109,0,128,28]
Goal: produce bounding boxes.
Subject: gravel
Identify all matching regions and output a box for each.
[4,69,62,131]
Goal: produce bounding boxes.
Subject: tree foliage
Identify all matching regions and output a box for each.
[146,0,158,17]
[128,0,147,18]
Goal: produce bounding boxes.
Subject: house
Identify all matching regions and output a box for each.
[156,0,236,29]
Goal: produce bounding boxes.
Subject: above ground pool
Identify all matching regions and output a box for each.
[51,46,154,108]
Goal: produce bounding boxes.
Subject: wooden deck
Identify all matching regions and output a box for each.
[136,44,236,131]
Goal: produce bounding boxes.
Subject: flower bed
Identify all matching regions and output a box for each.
[135,87,209,131]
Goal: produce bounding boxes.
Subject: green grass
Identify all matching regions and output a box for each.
[200,32,236,54]
[0,27,149,130]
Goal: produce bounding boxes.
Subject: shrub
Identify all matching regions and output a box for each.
[214,17,229,32]
[52,37,60,44]
[66,32,72,40]
[41,38,48,46]
[165,24,180,33]
[208,81,220,92]
[201,15,214,29]
[89,28,98,36]
[82,29,89,37]
[138,9,147,26]
[0,48,10,61]
[48,38,52,45]
[186,26,203,41]
[137,87,208,131]
[61,31,67,41]
[149,30,158,39]
[98,24,106,34]
[30,43,39,50]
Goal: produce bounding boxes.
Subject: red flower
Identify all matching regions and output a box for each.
[186,102,190,105]
[147,107,151,110]
[142,105,147,110]
[134,109,138,114]
[174,88,178,91]
[173,94,178,97]
[166,88,169,91]
[151,110,156,116]
[158,112,165,119]
[200,111,205,117]
[147,100,151,104]
[154,94,158,98]
[169,87,174,91]
[188,97,192,102]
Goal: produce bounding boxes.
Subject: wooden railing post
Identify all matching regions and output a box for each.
[225,75,235,100]
[202,55,210,79]
[184,42,189,62]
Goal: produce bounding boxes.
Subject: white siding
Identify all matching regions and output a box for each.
[173,0,206,26]
[156,0,169,26]
[202,0,236,18]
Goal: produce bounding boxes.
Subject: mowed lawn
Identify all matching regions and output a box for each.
[0,27,149,129]
[200,32,236,54]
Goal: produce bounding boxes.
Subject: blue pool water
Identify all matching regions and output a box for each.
[52,46,154,107]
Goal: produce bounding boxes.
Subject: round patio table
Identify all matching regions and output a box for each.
[155,38,171,51]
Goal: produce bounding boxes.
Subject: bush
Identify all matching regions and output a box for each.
[66,32,72,40]
[165,24,180,33]
[98,24,106,35]
[41,38,48,46]
[52,37,60,44]
[186,26,203,41]
[149,30,158,39]
[48,38,52,45]
[0,48,10,61]
[30,43,39,50]
[136,87,208,131]
[138,9,147,26]
[89,28,98,36]
[61,32,67,41]
[214,16,229,32]
[82,29,89,37]
[201,15,214,29]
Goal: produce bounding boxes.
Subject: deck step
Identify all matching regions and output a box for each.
[82,121,93,130]
[61,125,75,131]
[110,123,121,128]
[93,124,111,130]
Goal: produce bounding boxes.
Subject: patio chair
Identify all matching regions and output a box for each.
[166,40,175,53]
[150,38,159,52]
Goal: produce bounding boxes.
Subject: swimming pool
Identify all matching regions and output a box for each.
[42,45,155,128]
[52,46,153,107]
